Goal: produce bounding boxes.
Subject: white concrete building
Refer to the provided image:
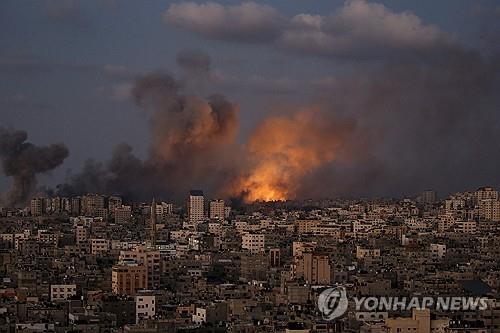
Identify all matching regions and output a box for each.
[136,294,156,323]
[242,233,265,254]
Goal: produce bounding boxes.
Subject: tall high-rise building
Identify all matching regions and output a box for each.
[108,196,123,215]
[475,187,498,204]
[419,190,436,204]
[71,197,81,216]
[477,199,500,221]
[61,197,71,213]
[188,190,204,224]
[293,252,331,285]
[30,198,44,217]
[81,194,105,216]
[209,199,225,220]
[115,205,132,224]
[50,197,62,214]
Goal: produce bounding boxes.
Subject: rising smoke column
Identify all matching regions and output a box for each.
[132,73,238,163]
[59,40,500,202]
[0,128,69,207]
[58,72,240,201]
[132,73,240,197]
[231,109,355,202]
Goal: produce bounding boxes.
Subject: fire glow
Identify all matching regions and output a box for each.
[232,109,351,202]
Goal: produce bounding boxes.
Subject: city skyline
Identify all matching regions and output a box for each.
[1,185,499,333]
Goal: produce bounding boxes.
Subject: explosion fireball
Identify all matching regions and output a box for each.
[233,109,353,202]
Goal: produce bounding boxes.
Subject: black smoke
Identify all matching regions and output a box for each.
[0,128,68,207]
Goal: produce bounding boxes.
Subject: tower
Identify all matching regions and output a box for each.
[150,198,157,247]
[188,190,204,224]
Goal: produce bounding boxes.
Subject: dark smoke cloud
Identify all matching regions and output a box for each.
[57,46,500,201]
[56,1,500,201]
[296,48,500,198]
[0,128,68,207]
[58,73,240,201]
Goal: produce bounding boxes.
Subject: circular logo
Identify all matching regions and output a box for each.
[317,286,349,320]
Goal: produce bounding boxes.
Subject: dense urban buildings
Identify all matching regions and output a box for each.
[2,0,500,331]
[0,187,499,332]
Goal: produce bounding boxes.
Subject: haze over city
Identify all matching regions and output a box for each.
[1,0,500,206]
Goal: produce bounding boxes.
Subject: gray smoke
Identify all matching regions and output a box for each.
[0,128,69,207]
[57,46,500,201]
[58,72,240,201]
[297,47,500,198]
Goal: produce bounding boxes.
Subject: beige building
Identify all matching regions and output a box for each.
[108,196,123,214]
[454,220,477,233]
[188,190,204,224]
[71,197,81,216]
[242,233,265,254]
[293,252,331,285]
[420,190,437,204]
[445,198,466,214]
[81,194,105,216]
[385,309,449,333]
[114,205,132,224]
[292,241,317,257]
[30,197,44,216]
[295,220,320,234]
[475,187,498,203]
[356,246,381,259]
[37,230,58,246]
[50,284,77,302]
[477,199,500,221]
[136,293,156,323]
[155,202,173,216]
[430,243,446,259]
[119,245,161,290]
[192,302,228,324]
[209,199,225,220]
[112,263,148,295]
[75,225,88,245]
[91,238,110,255]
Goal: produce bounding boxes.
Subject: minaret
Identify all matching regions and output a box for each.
[150,197,157,247]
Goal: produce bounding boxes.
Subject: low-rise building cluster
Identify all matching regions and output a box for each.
[0,187,499,332]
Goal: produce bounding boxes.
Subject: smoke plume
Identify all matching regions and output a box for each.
[58,73,240,200]
[0,128,68,207]
[57,46,500,202]
[57,16,500,202]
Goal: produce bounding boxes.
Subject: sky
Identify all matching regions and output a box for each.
[1,0,500,203]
